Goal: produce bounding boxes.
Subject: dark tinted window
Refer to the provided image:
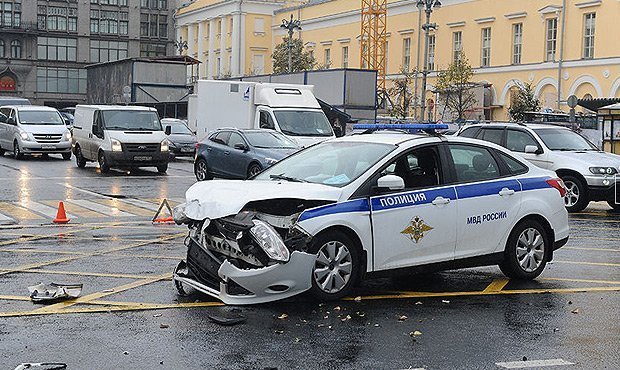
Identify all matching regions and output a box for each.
[211,131,230,145]
[259,111,275,129]
[506,129,539,152]
[497,151,528,175]
[450,144,500,183]
[380,147,441,190]
[479,128,503,145]
[459,127,480,138]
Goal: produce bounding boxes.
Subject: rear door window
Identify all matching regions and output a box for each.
[477,128,504,145]
[459,127,480,138]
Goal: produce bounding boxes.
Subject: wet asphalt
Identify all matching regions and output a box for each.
[0,154,618,369]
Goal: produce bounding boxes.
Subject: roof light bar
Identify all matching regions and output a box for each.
[352,124,449,130]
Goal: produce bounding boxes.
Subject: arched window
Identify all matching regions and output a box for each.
[0,40,4,58]
[10,40,21,59]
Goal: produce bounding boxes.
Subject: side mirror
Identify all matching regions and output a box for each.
[7,117,16,125]
[377,175,405,191]
[524,145,542,154]
[165,125,172,135]
[234,142,248,151]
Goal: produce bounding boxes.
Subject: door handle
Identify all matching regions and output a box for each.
[431,196,450,206]
[499,188,515,196]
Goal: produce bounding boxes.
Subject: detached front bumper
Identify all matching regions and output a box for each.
[174,241,316,305]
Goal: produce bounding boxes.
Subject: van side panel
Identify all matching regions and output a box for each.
[73,106,95,160]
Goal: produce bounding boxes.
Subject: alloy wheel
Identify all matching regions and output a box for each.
[313,241,353,294]
[515,227,545,273]
[563,180,580,207]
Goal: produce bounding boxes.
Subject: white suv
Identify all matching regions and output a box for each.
[458,123,620,212]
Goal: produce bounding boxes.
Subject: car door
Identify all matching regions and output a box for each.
[225,132,250,178]
[0,107,10,148]
[506,128,552,169]
[89,110,105,160]
[370,144,458,271]
[206,131,231,176]
[448,143,522,259]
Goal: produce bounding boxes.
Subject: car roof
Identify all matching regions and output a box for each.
[75,104,157,112]
[338,133,436,145]
[1,105,59,111]
[462,122,569,130]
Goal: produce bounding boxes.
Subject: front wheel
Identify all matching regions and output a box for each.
[562,175,588,212]
[247,163,262,179]
[13,141,23,160]
[607,200,620,212]
[308,230,361,301]
[0,147,4,156]
[62,152,71,160]
[98,151,110,173]
[499,220,549,280]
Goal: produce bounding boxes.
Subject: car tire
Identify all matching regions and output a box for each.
[98,151,110,173]
[62,152,71,160]
[499,219,549,280]
[607,200,620,212]
[561,175,588,212]
[0,147,4,156]
[308,230,361,301]
[247,163,262,179]
[75,146,87,168]
[194,158,212,181]
[157,163,168,174]
[13,141,23,160]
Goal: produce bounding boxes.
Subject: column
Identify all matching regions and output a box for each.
[208,18,217,78]
[186,23,195,56]
[219,16,227,76]
[197,21,206,78]
[231,12,241,76]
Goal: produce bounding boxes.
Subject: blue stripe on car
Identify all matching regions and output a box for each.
[371,187,457,211]
[298,198,370,222]
[455,179,521,200]
[518,176,553,191]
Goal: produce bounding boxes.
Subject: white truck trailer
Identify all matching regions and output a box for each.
[188,80,335,147]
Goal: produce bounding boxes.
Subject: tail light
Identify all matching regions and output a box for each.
[546,178,567,197]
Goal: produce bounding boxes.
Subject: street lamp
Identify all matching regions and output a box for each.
[280,14,302,73]
[417,0,441,122]
[174,36,188,55]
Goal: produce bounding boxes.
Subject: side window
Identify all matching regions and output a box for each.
[449,144,501,183]
[259,111,275,129]
[379,147,441,190]
[506,129,539,152]
[459,127,480,138]
[8,109,16,124]
[477,128,503,145]
[497,151,528,175]
[227,132,245,148]
[0,108,9,123]
[211,131,230,145]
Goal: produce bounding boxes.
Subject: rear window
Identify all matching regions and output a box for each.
[459,127,480,138]
[479,128,504,145]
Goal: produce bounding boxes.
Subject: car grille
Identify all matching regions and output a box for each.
[33,134,62,144]
[186,241,223,290]
[124,143,159,153]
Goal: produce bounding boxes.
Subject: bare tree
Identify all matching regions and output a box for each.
[387,67,417,120]
[435,54,476,120]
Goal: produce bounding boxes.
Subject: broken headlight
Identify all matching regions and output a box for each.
[250,219,290,262]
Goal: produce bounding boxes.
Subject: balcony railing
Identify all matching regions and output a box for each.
[0,21,40,33]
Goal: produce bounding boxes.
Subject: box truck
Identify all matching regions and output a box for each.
[188,80,335,147]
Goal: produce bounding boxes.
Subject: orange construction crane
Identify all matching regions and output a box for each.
[360,0,387,93]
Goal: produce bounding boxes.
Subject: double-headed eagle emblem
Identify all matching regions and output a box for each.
[401,216,433,243]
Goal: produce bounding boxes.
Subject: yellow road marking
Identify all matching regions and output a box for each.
[0,295,31,301]
[563,247,619,252]
[570,217,620,223]
[541,277,620,285]
[570,236,620,242]
[31,273,172,314]
[0,202,44,220]
[569,226,620,231]
[0,248,89,256]
[24,269,168,280]
[42,200,105,218]
[110,253,183,260]
[555,260,620,267]
[482,278,509,293]
[91,198,154,217]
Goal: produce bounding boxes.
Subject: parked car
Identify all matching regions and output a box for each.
[0,97,30,106]
[457,123,620,212]
[0,105,72,160]
[59,111,74,127]
[162,118,198,158]
[194,128,300,181]
[173,126,569,305]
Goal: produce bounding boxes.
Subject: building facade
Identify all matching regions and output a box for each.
[177,0,620,121]
[0,0,175,107]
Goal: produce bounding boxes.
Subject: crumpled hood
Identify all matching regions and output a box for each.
[183,180,343,220]
[552,151,620,169]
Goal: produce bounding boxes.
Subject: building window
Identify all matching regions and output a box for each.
[402,37,411,71]
[453,31,462,62]
[342,46,349,68]
[427,34,435,71]
[91,10,128,35]
[91,0,128,5]
[140,43,166,57]
[37,67,86,94]
[545,18,558,62]
[254,18,264,33]
[140,0,167,9]
[10,40,20,58]
[512,23,523,65]
[1,1,21,28]
[0,40,4,58]
[37,6,78,32]
[583,13,595,59]
[90,40,128,63]
[481,27,491,67]
[38,37,77,61]
[324,48,331,68]
[140,13,167,38]
[252,54,265,74]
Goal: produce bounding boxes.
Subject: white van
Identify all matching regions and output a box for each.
[0,105,72,159]
[72,105,170,173]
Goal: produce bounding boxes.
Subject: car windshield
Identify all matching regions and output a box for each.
[18,111,64,125]
[274,110,333,137]
[254,141,395,187]
[534,128,598,151]
[102,110,162,131]
[166,122,193,135]
[244,131,298,149]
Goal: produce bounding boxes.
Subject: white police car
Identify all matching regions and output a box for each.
[173,125,569,304]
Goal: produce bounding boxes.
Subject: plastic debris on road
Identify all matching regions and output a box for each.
[27,283,83,303]
[14,364,67,370]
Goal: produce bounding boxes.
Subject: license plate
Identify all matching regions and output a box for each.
[133,156,152,161]
[181,147,194,152]
[41,145,56,150]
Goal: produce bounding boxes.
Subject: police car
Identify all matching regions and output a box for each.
[172,124,570,304]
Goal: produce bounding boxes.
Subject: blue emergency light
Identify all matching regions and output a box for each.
[352,123,449,131]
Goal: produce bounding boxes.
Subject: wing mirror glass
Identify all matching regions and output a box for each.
[377,175,405,191]
[234,142,248,151]
[165,125,172,135]
[524,145,542,154]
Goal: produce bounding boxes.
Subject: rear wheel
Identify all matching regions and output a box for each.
[13,141,23,160]
[247,163,262,178]
[157,163,168,174]
[98,151,110,173]
[308,230,360,301]
[499,220,549,280]
[607,200,620,212]
[561,175,588,212]
[194,158,212,181]
[75,146,86,168]
[62,152,71,160]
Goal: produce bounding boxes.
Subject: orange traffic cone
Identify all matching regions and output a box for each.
[53,201,70,224]
[152,199,174,224]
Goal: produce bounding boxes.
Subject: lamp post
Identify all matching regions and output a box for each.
[280,14,302,73]
[174,36,188,55]
[417,0,441,122]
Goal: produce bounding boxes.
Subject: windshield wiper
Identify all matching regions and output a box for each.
[270,174,308,183]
